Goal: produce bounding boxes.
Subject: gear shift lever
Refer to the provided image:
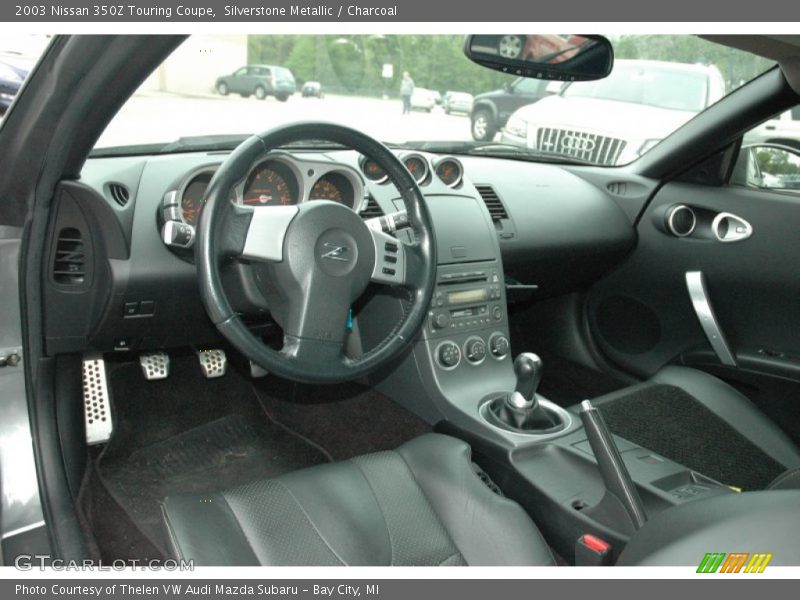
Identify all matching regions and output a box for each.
[490,353,558,431]
[508,353,544,411]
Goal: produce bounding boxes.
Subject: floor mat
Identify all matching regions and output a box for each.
[597,384,786,491]
[535,352,627,407]
[95,355,328,557]
[253,377,432,461]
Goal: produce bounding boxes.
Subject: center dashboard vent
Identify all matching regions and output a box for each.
[52,227,86,285]
[359,195,384,219]
[108,183,130,207]
[475,185,509,222]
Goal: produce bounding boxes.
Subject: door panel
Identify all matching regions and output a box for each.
[586,181,800,381]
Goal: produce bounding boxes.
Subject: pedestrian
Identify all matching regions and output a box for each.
[400,71,414,114]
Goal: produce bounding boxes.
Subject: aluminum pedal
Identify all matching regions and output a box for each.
[197,349,227,378]
[82,354,113,445]
[139,352,170,380]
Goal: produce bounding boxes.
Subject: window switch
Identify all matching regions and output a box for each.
[139,301,156,316]
[123,302,139,317]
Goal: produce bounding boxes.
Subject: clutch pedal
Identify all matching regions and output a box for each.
[82,354,113,445]
[140,351,170,380]
[197,349,227,378]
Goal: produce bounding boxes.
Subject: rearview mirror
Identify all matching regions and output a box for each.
[464,34,614,82]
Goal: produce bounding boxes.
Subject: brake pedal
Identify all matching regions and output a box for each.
[197,349,227,378]
[82,354,113,445]
[139,352,170,380]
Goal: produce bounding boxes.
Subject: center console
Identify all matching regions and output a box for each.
[368,185,733,565]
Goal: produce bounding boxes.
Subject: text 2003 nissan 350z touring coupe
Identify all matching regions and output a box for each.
[1,34,800,567]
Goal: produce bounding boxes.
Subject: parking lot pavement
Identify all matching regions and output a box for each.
[96,91,474,149]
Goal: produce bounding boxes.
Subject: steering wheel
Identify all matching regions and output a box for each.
[195,123,436,384]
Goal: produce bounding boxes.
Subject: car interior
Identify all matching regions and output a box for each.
[2,33,800,567]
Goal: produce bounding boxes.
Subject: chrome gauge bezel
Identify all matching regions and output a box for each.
[433,156,464,188]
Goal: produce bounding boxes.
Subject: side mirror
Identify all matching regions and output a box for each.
[733,143,800,192]
[464,34,613,82]
[503,81,513,92]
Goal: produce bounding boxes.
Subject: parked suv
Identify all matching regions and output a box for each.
[215,65,296,101]
[469,77,551,141]
[500,60,726,165]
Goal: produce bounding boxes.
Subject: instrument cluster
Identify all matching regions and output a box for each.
[175,154,364,229]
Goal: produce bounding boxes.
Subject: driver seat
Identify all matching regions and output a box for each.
[160,434,555,566]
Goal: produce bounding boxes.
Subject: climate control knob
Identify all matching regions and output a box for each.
[465,338,487,364]
[437,341,461,369]
[489,333,510,358]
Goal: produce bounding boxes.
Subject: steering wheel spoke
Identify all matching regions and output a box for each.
[239,205,299,263]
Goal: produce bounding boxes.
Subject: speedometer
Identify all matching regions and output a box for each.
[243,161,297,206]
[180,172,212,226]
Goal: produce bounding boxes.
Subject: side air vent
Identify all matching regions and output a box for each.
[52,227,86,285]
[359,195,384,219]
[108,183,130,207]
[475,185,509,222]
[607,181,628,196]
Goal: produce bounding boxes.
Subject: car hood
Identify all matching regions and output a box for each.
[511,95,698,141]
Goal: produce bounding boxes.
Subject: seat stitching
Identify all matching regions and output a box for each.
[393,450,464,563]
[218,493,267,565]
[349,458,395,565]
[274,480,348,566]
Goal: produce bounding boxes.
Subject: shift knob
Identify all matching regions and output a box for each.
[508,353,544,409]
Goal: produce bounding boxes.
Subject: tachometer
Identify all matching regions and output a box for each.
[243,161,297,206]
[309,172,356,208]
[180,172,212,226]
[310,177,342,203]
[434,157,463,188]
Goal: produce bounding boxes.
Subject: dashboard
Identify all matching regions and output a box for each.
[168,152,468,235]
[44,147,638,356]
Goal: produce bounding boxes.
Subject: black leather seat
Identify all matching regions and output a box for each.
[583,366,800,490]
[161,434,555,566]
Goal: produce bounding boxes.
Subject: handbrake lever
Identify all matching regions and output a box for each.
[580,400,647,531]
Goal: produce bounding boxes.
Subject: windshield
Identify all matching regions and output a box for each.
[88,34,775,166]
[562,63,713,112]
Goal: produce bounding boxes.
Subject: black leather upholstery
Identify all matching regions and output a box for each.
[161,434,555,566]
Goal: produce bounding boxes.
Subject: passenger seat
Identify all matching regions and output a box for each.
[572,366,800,491]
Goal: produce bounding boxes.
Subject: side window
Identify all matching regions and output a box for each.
[233,67,247,77]
[733,104,800,193]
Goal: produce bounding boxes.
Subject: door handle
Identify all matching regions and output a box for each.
[685,271,737,367]
[712,212,752,243]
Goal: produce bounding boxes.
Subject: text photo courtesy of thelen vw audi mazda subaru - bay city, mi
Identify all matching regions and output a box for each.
[1,24,800,578]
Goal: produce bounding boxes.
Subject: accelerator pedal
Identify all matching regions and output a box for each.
[140,351,170,380]
[82,354,113,445]
[197,349,227,379]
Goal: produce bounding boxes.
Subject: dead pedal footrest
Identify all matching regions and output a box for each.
[82,354,113,445]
